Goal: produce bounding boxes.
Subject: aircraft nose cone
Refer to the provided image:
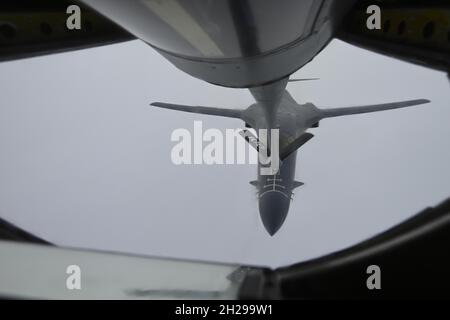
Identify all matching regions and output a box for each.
[259,192,290,236]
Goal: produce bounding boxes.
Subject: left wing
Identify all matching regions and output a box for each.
[151,102,243,119]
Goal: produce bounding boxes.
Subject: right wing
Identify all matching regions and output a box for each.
[319,99,430,119]
[151,102,243,119]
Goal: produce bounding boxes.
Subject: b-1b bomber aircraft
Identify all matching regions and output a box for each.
[151,77,430,235]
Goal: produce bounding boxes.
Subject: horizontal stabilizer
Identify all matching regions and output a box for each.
[293,181,304,189]
[289,78,319,82]
[151,102,243,119]
[280,132,314,160]
[320,99,430,118]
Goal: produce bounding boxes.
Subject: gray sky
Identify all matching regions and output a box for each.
[0,39,449,268]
